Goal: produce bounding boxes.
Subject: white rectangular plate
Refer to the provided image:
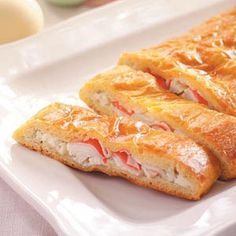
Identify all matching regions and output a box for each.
[0,0,235,235]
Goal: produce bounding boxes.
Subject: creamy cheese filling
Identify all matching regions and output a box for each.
[34,130,192,190]
[35,131,67,155]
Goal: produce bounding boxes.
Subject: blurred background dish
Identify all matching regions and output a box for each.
[0,0,44,44]
[38,0,117,27]
[46,0,86,7]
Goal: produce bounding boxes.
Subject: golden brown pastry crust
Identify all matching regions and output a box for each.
[80,65,236,179]
[119,7,236,116]
[13,103,220,200]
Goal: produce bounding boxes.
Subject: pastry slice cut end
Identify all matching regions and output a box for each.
[13,103,220,200]
[80,65,236,180]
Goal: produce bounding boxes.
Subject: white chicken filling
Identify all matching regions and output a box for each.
[112,155,142,177]
[67,142,104,166]
[168,79,208,105]
[34,130,192,190]
[169,79,188,95]
[92,92,173,132]
[92,91,110,107]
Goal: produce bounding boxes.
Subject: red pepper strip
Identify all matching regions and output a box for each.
[83,139,107,163]
[155,76,169,90]
[112,101,134,116]
[147,69,168,90]
[191,89,208,105]
[150,122,172,132]
[115,151,141,171]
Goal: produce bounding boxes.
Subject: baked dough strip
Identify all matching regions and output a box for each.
[13,103,220,200]
[80,65,236,179]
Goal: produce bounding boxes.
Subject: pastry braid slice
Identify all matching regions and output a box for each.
[119,7,236,116]
[13,103,220,200]
[80,65,236,180]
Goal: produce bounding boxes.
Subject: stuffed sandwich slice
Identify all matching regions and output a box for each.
[119,8,236,116]
[13,103,220,200]
[80,65,236,180]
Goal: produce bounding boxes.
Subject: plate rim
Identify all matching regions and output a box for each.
[0,0,236,235]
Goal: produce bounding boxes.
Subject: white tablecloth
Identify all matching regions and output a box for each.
[0,178,56,236]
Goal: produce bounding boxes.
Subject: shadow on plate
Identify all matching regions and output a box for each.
[9,143,236,224]
[70,168,236,223]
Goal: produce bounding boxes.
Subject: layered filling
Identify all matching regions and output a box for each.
[155,76,209,106]
[34,130,192,190]
[92,91,174,132]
